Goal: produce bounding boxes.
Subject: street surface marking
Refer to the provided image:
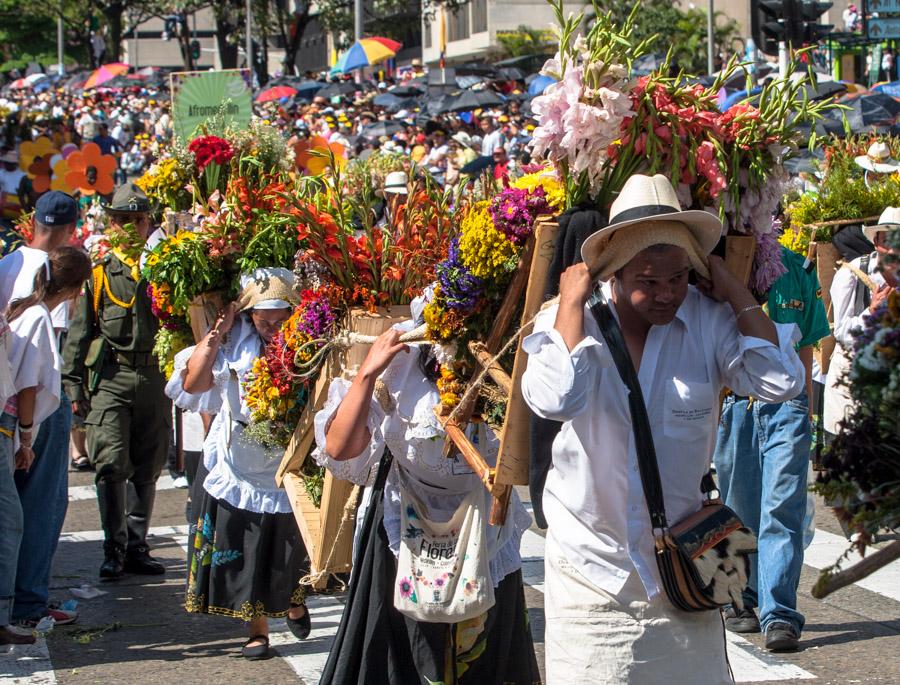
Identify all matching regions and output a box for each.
[0,638,57,684]
[520,529,817,683]
[802,528,900,602]
[58,523,190,545]
[269,596,345,682]
[67,474,176,502]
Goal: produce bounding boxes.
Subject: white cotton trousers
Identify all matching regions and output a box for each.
[544,534,733,685]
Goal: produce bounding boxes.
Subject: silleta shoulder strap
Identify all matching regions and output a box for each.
[587,290,669,531]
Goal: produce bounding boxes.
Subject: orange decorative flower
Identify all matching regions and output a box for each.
[294,136,345,175]
[28,157,53,193]
[19,136,57,174]
[65,143,116,196]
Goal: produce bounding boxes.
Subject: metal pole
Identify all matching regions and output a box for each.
[246,0,253,71]
[133,13,140,69]
[779,40,789,78]
[707,0,715,74]
[354,0,363,41]
[57,15,65,75]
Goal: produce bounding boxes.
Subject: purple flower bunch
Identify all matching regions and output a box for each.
[489,186,552,245]
[436,238,483,311]
[298,295,336,339]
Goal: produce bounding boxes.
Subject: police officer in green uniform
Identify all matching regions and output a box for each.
[62,183,171,579]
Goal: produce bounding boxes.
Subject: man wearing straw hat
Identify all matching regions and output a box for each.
[824,207,899,439]
[521,174,805,683]
[62,183,171,580]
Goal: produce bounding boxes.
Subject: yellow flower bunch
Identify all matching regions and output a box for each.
[136,157,190,206]
[437,365,465,408]
[778,224,812,256]
[511,169,565,211]
[423,287,465,341]
[457,202,518,280]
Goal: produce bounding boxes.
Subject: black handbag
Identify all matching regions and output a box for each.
[588,291,757,612]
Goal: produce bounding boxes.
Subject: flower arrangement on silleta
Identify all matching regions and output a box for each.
[422,171,561,413]
[781,134,900,257]
[532,0,835,293]
[242,288,339,451]
[813,230,900,569]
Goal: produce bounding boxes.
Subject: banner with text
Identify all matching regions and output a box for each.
[170,69,253,140]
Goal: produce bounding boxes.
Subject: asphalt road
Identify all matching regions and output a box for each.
[1,468,899,685]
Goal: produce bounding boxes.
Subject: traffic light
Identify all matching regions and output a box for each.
[190,40,201,61]
[795,1,833,44]
[751,0,791,56]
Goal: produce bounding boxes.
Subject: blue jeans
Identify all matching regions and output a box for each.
[713,393,809,633]
[12,395,72,621]
[0,413,22,626]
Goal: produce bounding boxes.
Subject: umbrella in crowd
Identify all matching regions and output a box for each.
[829,92,900,131]
[460,155,495,175]
[330,37,402,75]
[294,79,326,97]
[83,62,130,90]
[800,80,847,102]
[444,89,505,113]
[372,92,419,112]
[359,120,405,139]
[256,85,297,103]
[390,84,424,97]
[317,81,359,99]
[527,74,556,96]
[455,63,498,78]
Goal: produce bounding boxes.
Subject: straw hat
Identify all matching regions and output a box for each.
[855,141,900,173]
[236,267,299,312]
[863,206,900,241]
[379,170,409,196]
[580,174,723,281]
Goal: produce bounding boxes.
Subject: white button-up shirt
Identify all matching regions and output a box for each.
[521,283,804,599]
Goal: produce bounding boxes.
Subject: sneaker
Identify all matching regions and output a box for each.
[18,607,78,629]
[172,475,189,489]
[765,621,800,652]
[723,606,761,633]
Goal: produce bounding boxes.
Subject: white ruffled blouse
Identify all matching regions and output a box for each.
[165,317,292,514]
[313,326,532,588]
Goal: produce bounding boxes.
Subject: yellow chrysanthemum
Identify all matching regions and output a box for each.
[511,168,565,211]
[457,203,518,280]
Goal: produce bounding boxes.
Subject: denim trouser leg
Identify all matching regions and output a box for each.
[712,397,763,610]
[12,395,72,621]
[755,394,809,633]
[0,413,23,626]
[713,394,808,633]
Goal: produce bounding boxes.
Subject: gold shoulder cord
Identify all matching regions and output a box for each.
[101,268,136,310]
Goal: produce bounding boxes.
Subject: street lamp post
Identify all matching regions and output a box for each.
[707,0,715,74]
[57,15,65,75]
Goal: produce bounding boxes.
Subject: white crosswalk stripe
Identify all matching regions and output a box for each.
[67,474,178,502]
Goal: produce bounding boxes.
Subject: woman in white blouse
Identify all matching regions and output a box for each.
[166,268,311,660]
[314,294,540,684]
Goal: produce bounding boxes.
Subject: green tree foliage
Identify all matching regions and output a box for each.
[594,0,741,75]
[496,26,555,58]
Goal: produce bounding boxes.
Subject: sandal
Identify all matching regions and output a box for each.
[241,634,271,660]
[70,454,93,471]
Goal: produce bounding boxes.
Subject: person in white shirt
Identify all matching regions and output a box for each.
[521,174,804,684]
[0,150,26,220]
[479,116,505,157]
[824,209,899,438]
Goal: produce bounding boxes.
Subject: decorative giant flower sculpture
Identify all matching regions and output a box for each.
[65,143,116,196]
[294,136,345,175]
[19,136,58,174]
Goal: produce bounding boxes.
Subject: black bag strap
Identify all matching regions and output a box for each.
[587,290,669,532]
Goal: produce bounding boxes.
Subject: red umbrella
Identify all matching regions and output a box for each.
[256,85,298,103]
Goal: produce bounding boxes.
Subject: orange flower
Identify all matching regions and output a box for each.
[65,142,116,196]
[294,136,346,175]
[28,157,53,193]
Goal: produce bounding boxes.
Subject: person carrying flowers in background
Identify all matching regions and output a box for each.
[313,290,540,684]
[62,183,171,581]
[166,268,311,661]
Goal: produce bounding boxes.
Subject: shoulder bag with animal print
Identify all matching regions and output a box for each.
[588,291,757,612]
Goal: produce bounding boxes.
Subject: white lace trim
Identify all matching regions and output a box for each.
[165,345,231,414]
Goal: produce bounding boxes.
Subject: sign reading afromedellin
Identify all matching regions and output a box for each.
[169,69,253,140]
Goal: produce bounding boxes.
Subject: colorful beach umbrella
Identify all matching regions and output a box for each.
[83,62,130,90]
[256,85,298,103]
[330,37,402,75]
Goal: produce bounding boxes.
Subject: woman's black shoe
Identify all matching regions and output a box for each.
[286,605,311,640]
[241,635,271,660]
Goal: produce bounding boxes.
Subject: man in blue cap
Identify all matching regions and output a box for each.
[0,190,80,628]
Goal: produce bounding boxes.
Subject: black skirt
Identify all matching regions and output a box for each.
[320,454,542,685]
[185,482,308,621]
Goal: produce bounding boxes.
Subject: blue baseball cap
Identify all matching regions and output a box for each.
[34,191,78,227]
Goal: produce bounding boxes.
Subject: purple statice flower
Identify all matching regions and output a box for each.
[437,238,483,310]
[298,296,336,339]
[490,186,551,245]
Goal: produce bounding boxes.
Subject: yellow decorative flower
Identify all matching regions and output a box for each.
[511,168,565,211]
[457,202,517,280]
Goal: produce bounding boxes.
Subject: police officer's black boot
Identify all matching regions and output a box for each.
[96,480,128,580]
[124,481,165,575]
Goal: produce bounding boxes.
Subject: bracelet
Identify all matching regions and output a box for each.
[735,304,762,320]
[17,421,33,430]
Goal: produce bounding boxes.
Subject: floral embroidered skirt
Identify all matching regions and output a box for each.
[185,487,308,621]
[320,454,542,685]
